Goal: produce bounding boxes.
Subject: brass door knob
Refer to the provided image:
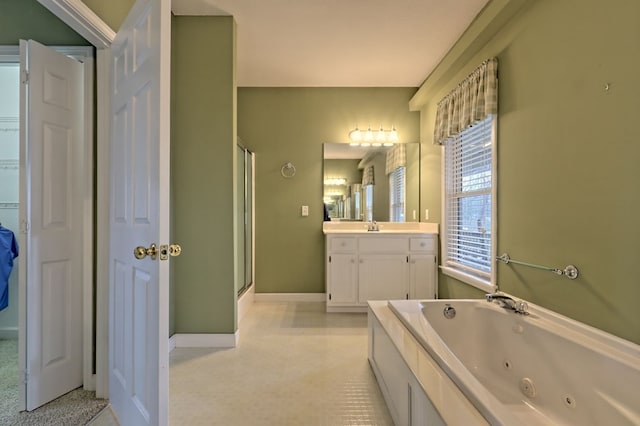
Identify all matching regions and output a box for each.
[159,244,182,260]
[134,243,158,260]
[169,244,182,256]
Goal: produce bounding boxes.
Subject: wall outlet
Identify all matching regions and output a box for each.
[301,205,309,216]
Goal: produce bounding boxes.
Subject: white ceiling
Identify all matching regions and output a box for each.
[172,0,490,87]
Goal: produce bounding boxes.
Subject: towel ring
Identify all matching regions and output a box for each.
[281,162,296,178]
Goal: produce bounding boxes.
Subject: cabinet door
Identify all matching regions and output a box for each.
[327,254,358,304]
[359,255,409,303]
[409,255,437,300]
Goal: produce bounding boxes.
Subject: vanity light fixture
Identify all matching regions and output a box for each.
[348,125,398,145]
[324,192,344,198]
[324,178,347,186]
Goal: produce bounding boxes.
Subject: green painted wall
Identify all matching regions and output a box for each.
[0,0,89,45]
[171,16,238,334]
[413,0,640,344]
[237,88,420,294]
[360,153,389,221]
[323,159,361,217]
[81,0,134,31]
[324,159,362,189]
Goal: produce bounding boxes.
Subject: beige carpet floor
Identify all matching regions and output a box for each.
[0,339,108,425]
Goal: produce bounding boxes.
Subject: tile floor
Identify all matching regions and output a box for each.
[169,301,394,425]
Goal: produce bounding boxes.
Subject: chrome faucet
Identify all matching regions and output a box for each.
[485,293,528,314]
[367,220,379,231]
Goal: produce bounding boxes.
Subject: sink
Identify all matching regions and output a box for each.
[322,221,438,234]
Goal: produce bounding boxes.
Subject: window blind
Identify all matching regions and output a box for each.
[444,115,493,276]
[389,166,405,222]
[364,185,374,221]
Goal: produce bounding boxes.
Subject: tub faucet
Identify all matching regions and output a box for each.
[485,293,528,314]
[367,220,379,231]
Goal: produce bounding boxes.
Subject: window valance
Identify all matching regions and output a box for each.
[362,165,375,186]
[385,144,407,175]
[433,57,498,145]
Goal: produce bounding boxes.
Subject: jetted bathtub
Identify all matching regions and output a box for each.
[379,298,640,425]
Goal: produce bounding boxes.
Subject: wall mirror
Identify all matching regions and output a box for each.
[323,143,419,222]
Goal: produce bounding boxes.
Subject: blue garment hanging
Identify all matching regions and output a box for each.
[0,224,19,311]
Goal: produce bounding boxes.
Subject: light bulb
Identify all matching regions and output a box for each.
[389,126,398,142]
[376,125,386,142]
[364,127,374,142]
[349,127,362,142]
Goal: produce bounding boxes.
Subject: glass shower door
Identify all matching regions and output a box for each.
[236,144,254,296]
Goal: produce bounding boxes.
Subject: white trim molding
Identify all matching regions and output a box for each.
[253,293,326,302]
[170,333,239,349]
[0,327,18,339]
[94,47,110,399]
[238,284,255,324]
[37,0,115,48]
[37,0,113,401]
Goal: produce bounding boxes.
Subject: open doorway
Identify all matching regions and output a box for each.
[0,45,103,422]
[0,60,20,419]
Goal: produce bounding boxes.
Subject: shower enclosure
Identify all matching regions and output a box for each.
[236,143,254,296]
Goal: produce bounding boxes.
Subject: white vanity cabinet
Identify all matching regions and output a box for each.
[326,237,358,306]
[325,230,438,313]
[409,254,437,300]
[359,254,409,303]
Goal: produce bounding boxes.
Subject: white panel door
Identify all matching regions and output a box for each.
[19,39,84,410]
[108,0,171,424]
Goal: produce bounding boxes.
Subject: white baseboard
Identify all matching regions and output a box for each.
[327,306,368,313]
[0,326,18,339]
[170,332,238,350]
[238,284,255,324]
[254,293,326,302]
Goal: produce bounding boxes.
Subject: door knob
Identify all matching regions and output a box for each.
[159,244,182,260]
[134,243,158,260]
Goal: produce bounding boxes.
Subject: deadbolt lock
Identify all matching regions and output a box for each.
[134,243,158,260]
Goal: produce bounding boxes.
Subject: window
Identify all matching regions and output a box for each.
[364,185,374,221]
[443,115,495,287]
[389,166,405,222]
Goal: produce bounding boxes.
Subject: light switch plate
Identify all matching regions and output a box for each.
[302,205,309,216]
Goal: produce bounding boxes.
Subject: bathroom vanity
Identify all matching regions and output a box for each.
[323,222,438,313]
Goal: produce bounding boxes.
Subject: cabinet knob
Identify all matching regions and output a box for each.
[420,242,426,247]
